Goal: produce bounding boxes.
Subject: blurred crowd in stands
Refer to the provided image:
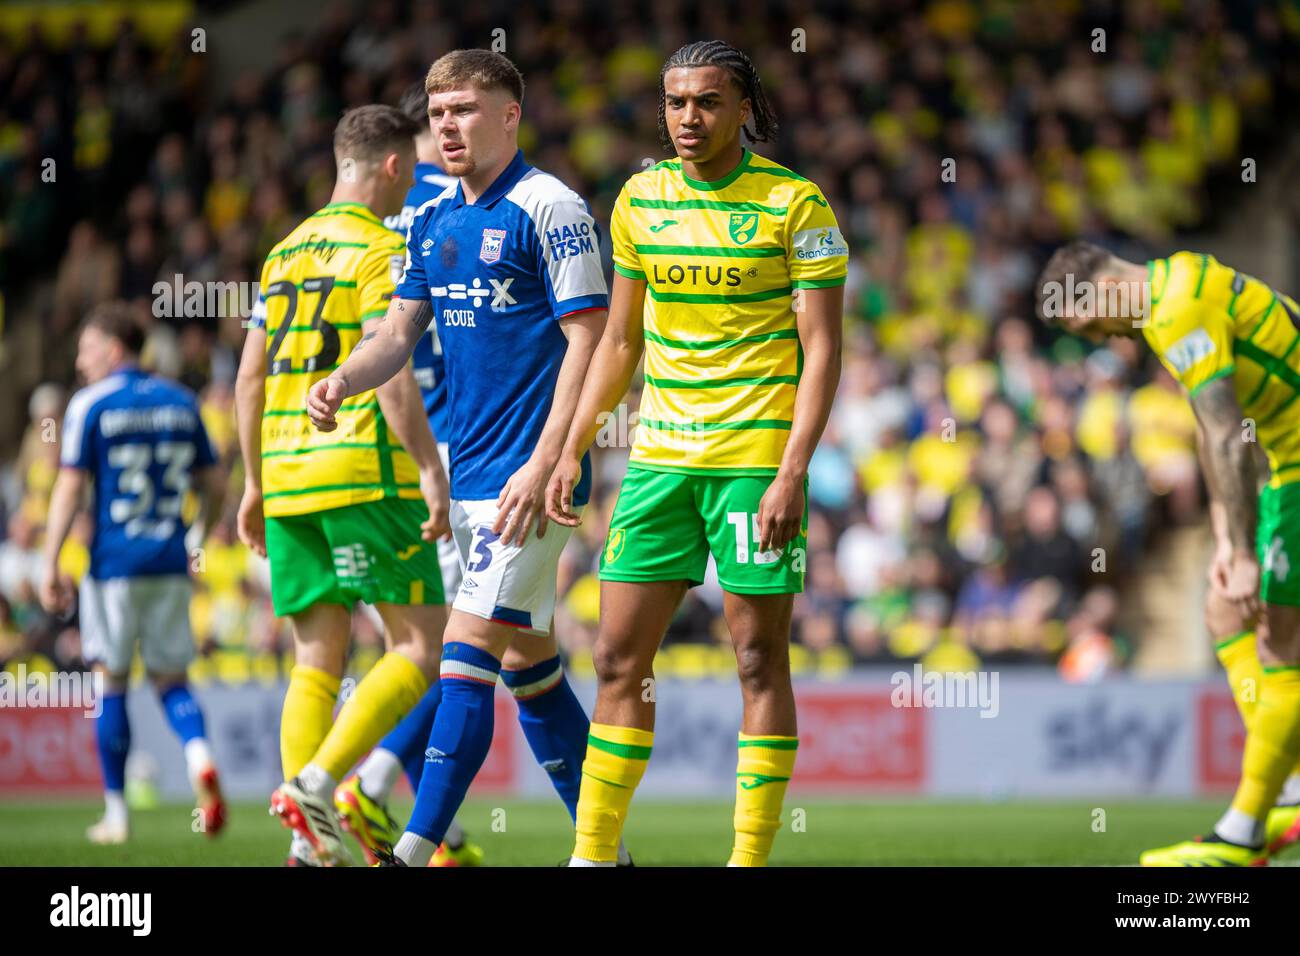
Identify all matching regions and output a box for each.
[1,0,1298,682]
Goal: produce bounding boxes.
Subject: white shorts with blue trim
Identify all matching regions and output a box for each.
[79,574,196,675]
[449,498,580,636]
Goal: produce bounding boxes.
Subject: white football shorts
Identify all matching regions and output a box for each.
[80,574,196,675]
[448,497,580,636]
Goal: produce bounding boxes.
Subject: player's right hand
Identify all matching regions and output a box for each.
[237,487,267,558]
[1208,537,1234,592]
[38,563,72,615]
[307,376,348,432]
[545,454,584,527]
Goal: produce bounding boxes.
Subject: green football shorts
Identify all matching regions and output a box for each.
[599,466,808,595]
[265,497,445,617]
[1258,482,1300,606]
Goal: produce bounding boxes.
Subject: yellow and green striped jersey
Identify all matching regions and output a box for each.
[1143,251,1300,487]
[612,148,847,475]
[252,201,420,517]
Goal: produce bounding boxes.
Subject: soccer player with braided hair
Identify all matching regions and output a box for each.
[547,40,847,866]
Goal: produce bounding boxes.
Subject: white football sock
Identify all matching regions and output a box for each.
[356,749,403,803]
[568,856,615,867]
[183,738,214,787]
[1214,806,1264,847]
[297,763,337,800]
[104,791,128,828]
[395,831,436,867]
[617,839,632,866]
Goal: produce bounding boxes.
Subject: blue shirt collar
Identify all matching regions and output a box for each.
[415,161,446,180]
[449,149,529,210]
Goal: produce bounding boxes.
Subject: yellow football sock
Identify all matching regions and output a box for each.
[729,733,798,867]
[1232,666,1300,820]
[281,665,341,781]
[573,722,653,863]
[1216,633,1300,779]
[312,652,428,781]
[1216,631,1261,727]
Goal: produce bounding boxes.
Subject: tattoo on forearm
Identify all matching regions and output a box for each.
[406,301,432,332]
[351,331,377,356]
[1216,438,1257,552]
[1194,380,1256,551]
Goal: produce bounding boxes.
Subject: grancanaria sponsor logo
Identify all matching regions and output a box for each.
[791,226,847,261]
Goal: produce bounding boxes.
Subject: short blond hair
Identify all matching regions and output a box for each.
[425,49,524,104]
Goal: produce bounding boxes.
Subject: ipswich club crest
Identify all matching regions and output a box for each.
[479,228,507,264]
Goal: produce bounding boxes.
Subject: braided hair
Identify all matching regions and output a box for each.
[657,41,778,153]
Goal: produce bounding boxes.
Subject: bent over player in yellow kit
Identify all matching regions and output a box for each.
[1038,242,1300,866]
[235,105,451,866]
[547,41,845,866]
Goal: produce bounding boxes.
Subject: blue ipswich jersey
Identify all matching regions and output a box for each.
[395,150,607,504]
[60,366,217,579]
[385,161,457,440]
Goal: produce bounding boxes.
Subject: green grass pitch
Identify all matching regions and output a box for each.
[5,797,1295,866]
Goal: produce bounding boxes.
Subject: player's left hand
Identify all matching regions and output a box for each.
[494,458,551,547]
[38,563,73,616]
[237,487,267,558]
[419,466,452,542]
[1223,550,1262,623]
[756,471,804,554]
[545,454,584,527]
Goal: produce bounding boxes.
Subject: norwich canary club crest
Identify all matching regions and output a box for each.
[604,528,626,564]
[728,213,759,245]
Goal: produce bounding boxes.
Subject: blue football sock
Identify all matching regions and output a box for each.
[96,692,131,793]
[380,680,443,791]
[406,642,500,844]
[159,684,207,744]
[501,657,588,821]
